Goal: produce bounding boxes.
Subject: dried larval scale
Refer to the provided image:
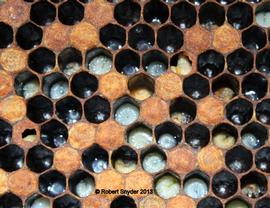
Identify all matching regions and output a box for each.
[0,0,270,207]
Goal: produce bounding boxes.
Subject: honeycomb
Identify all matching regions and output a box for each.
[0,0,270,207]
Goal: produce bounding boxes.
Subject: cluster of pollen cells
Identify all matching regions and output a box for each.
[0,0,270,207]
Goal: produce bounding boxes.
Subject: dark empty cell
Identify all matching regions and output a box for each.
[247,0,261,3]
[115,49,140,75]
[0,119,12,147]
[216,0,235,4]
[157,25,183,53]
[114,0,140,26]
[171,2,197,29]
[242,26,267,51]
[16,22,43,50]
[227,2,253,29]
[142,50,168,77]
[111,195,136,208]
[170,97,196,125]
[26,145,53,173]
[39,170,66,197]
[241,122,267,149]
[28,47,56,74]
[0,22,13,48]
[185,123,210,149]
[225,98,253,125]
[58,47,82,76]
[199,2,225,29]
[212,170,238,199]
[14,71,40,99]
[227,48,253,75]
[27,95,53,123]
[82,144,109,173]
[0,144,24,172]
[256,99,270,124]
[188,0,205,5]
[53,194,81,208]
[183,171,209,199]
[212,74,239,101]
[69,170,95,197]
[241,171,267,198]
[143,0,168,24]
[84,96,110,124]
[256,147,270,173]
[197,50,224,78]
[225,145,252,173]
[30,1,56,26]
[79,0,91,3]
[56,96,82,124]
[100,24,126,50]
[112,145,138,173]
[58,0,84,25]
[128,74,154,101]
[50,0,65,2]
[0,193,23,208]
[242,73,267,101]
[183,73,209,99]
[197,196,222,208]
[71,72,98,98]
[43,73,69,100]
[86,47,113,75]
[162,0,177,3]
[41,119,68,148]
[256,49,270,75]
[128,24,154,51]
[256,197,270,208]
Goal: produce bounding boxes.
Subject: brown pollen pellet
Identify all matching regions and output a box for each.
[85,0,113,28]
[83,195,110,208]
[0,0,29,27]
[0,169,8,195]
[197,96,224,125]
[185,25,212,55]
[156,72,182,101]
[70,22,99,51]
[95,169,124,199]
[168,147,197,175]
[69,122,96,150]
[125,170,152,198]
[141,96,169,125]
[96,120,125,150]
[54,147,81,174]
[44,22,70,52]
[198,145,224,174]
[213,24,240,54]
[167,195,196,208]
[0,70,12,97]
[0,48,27,73]
[0,95,26,123]
[139,195,166,208]
[99,72,127,100]
[8,169,38,197]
